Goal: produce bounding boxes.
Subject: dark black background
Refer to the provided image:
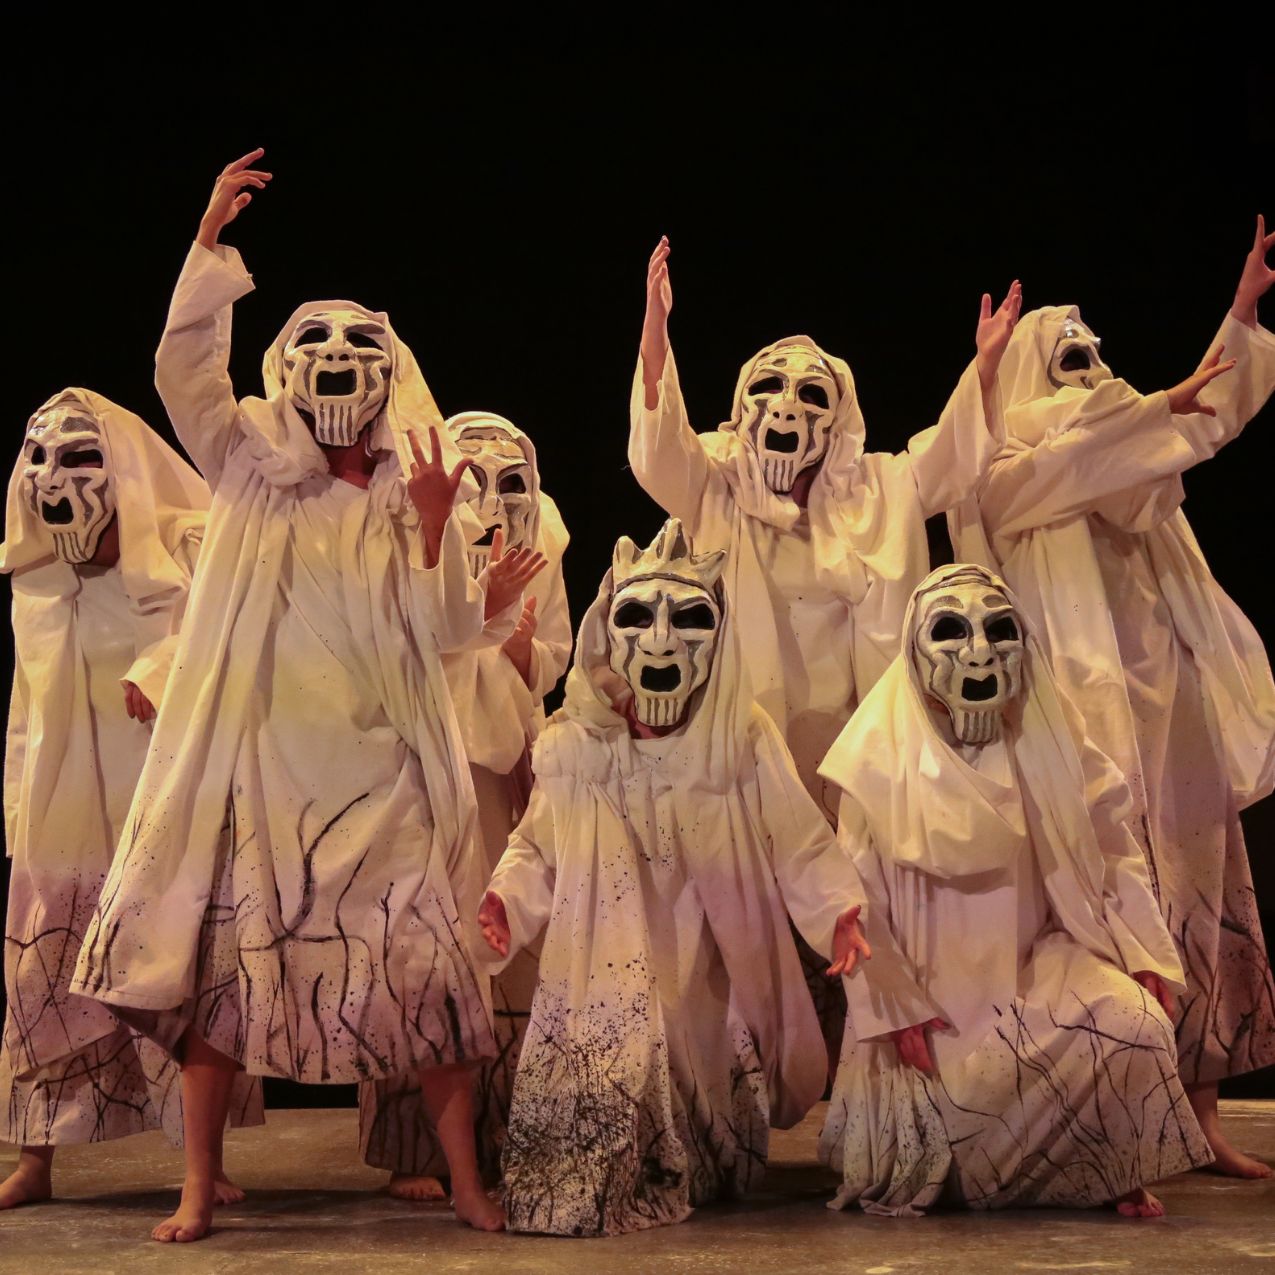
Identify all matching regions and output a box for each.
[3,52,1272,1105]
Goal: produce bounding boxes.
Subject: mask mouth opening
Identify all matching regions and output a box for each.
[475,524,498,546]
[1059,349,1091,372]
[41,498,74,526]
[316,369,357,396]
[764,428,801,454]
[640,664,682,692]
[961,673,998,702]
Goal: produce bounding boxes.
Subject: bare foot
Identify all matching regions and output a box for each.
[452,1182,506,1232]
[152,1177,215,1243]
[213,1172,246,1206]
[0,1162,53,1210]
[387,1173,449,1202]
[1203,1138,1273,1180]
[1115,1186,1166,1218]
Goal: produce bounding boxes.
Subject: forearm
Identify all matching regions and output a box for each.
[628,347,711,526]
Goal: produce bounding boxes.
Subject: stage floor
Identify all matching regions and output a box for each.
[1,1101,1272,1273]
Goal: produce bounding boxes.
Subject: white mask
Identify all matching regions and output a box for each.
[22,402,115,563]
[281,309,393,446]
[912,575,1025,745]
[1047,319,1113,391]
[606,520,726,728]
[456,428,535,575]
[739,345,840,493]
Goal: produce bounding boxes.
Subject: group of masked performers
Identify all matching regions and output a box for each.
[2,149,1272,1243]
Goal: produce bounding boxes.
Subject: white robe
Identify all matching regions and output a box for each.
[486,563,863,1236]
[951,309,1275,1083]
[2,390,262,1145]
[71,246,502,1085]
[818,565,1211,1215]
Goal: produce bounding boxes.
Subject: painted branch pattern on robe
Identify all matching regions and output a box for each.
[180,792,494,1084]
[824,974,1212,1214]
[501,978,770,1237]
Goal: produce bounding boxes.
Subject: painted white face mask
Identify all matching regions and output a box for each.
[22,404,115,563]
[281,309,393,446]
[607,520,726,728]
[913,577,1025,745]
[456,428,535,575]
[1047,319,1113,391]
[739,345,840,494]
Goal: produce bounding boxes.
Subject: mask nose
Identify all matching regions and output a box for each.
[768,398,803,426]
[964,634,996,667]
[642,600,677,657]
[317,336,354,364]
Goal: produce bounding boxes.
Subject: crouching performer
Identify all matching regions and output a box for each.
[818,564,1212,1219]
[478,518,870,1236]
[71,151,538,1241]
[1,389,263,1209]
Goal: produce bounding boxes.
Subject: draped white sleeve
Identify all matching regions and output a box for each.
[4,660,29,858]
[154,242,255,488]
[628,348,711,533]
[485,785,558,970]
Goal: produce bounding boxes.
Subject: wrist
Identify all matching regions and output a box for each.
[1230,294,1258,330]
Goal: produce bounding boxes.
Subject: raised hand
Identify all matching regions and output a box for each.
[1166,346,1237,417]
[482,528,547,621]
[478,890,511,958]
[825,904,872,978]
[641,236,673,408]
[1132,970,1176,1018]
[502,597,540,687]
[889,1017,948,1074]
[196,149,273,251]
[1232,214,1275,329]
[975,279,1023,392]
[407,427,472,567]
[122,681,155,723]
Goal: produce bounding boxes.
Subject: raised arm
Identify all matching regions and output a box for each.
[628,238,711,527]
[155,150,272,486]
[906,281,1021,516]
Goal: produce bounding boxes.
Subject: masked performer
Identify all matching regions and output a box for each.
[1,389,263,1210]
[477,517,870,1236]
[949,217,1275,1178]
[820,564,1211,1219]
[70,151,543,1241]
[360,411,571,1198]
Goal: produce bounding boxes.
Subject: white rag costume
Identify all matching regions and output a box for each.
[71,244,503,1086]
[950,306,1275,1083]
[360,411,571,1178]
[630,336,1000,819]
[486,522,863,1235]
[2,388,261,1144]
[818,563,1211,1215]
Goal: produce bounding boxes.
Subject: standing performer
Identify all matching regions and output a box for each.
[950,218,1275,1177]
[820,564,1211,1218]
[1,389,262,1209]
[478,518,870,1236]
[361,411,571,1197]
[70,151,543,1241]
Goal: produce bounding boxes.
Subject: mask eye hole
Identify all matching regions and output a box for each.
[930,615,969,642]
[747,375,784,396]
[672,603,716,630]
[1059,348,1091,372]
[29,445,46,464]
[61,449,104,469]
[613,601,654,629]
[347,332,382,350]
[294,327,328,346]
[498,473,527,494]
[798,384,829,409]
[985,614,1020,643]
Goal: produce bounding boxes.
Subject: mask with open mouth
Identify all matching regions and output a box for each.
[455,427,535,575]
[1046,319,1113,392]
[21,400,115,563]
[912,570,1025,744]
[606,519,726,728]
[739,344,840,494]
[281,309,393,446]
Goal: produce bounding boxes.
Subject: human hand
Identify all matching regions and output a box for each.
[478,890,511,957]
[196,149,272,250]
[825,904,872,977]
